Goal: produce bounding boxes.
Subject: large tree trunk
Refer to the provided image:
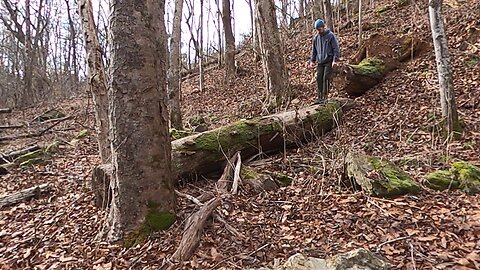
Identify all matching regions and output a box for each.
[428,0,460,138]
[254,0,289,107]
[172,100,352,180]
[222,0,236,82]
[99,0,175,242]
[169,0,184,130]
[78,0,111,163]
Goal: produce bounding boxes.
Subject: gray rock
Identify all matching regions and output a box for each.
[254,248,390,270]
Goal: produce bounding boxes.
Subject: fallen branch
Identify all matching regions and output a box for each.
[171,197,222,261]
[0,184,52,208]
[0,124,23,129]
[231,152,242,194]
[0,145,41,165]
[0,108,12,114]
[217,152,239,193]
[0,116,72,142]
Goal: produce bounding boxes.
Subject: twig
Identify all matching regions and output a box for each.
[409,241,417,270]
[231,152,242,194]
[375,236,410,252]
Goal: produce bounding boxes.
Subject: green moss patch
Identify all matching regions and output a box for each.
[425,170,460,190]
[75,129,89,139]
[367,157,421,197]
[274,173,294,187]
[124,206,175,248]
[426,161,480,194]
[192,120,282,152]
[170,128,193,140]
[350,58,385,77]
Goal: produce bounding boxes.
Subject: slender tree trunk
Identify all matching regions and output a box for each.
[358,0,363,47]
[216,0,223,67]
[78,0,111,163]
[99,0,175,242]
[323,0,334,31]
[24,0,33,106]
[428,0,460,138]
[299,0,305,17]
[254,0,289,108]
[199,0,204,92]
[66,0,78,84]
[222,0,236,82]
[169,0,184,129]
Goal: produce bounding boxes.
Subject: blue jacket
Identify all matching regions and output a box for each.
[310,30,340,64]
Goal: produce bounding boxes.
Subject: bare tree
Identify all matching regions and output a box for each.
[99,0,175,241]
[78,0,110,163]
[254,0,289,108]
[358,0,363,47]
[169,0,184,129]
[222,0,236,81]
[428,0,460,138]
[323,0,334,31]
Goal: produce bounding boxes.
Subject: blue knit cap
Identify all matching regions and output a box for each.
[314,19,325,29]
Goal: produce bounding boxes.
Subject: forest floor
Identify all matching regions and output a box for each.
[1,0,480,269]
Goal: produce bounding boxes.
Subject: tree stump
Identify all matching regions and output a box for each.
[92,164,112,208]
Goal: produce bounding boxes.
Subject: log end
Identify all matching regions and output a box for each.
[346,152,421,197]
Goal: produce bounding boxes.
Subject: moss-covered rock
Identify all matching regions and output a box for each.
[241,166,279,192]
[425,170,460,190]
[425,161,480,194]
[346,152,421,197]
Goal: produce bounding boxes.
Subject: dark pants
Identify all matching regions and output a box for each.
[316,61,333,102]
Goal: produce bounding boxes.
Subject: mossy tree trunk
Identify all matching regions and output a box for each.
[99,0,175,243]
[173,100,351,180]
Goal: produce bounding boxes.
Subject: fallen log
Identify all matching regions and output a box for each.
[0,184,52,208]
[93,100,352,206]
[172,99,352,180]
[0,145,41,165]
[0,108,12,114]
[171,197,222,261]
[345,151,421,197]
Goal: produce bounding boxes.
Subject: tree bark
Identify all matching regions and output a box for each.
[99,0,175,242]
[358,0,363,47]
[169,0,184,130]
[0,184,51,208]
[299,0,305,17]
[222,0,236,82]
[254,0,289,107]
[78,0,111,163]
[428,0,460,138]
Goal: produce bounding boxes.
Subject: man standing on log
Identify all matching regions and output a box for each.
[309,19,340,104]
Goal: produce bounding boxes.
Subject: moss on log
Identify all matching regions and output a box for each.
[426,161,480,194]
[344,58,386,97]
[172,100,350,180]
[346,152,421,197]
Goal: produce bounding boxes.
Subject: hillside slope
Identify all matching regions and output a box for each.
[0,0,479,269]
